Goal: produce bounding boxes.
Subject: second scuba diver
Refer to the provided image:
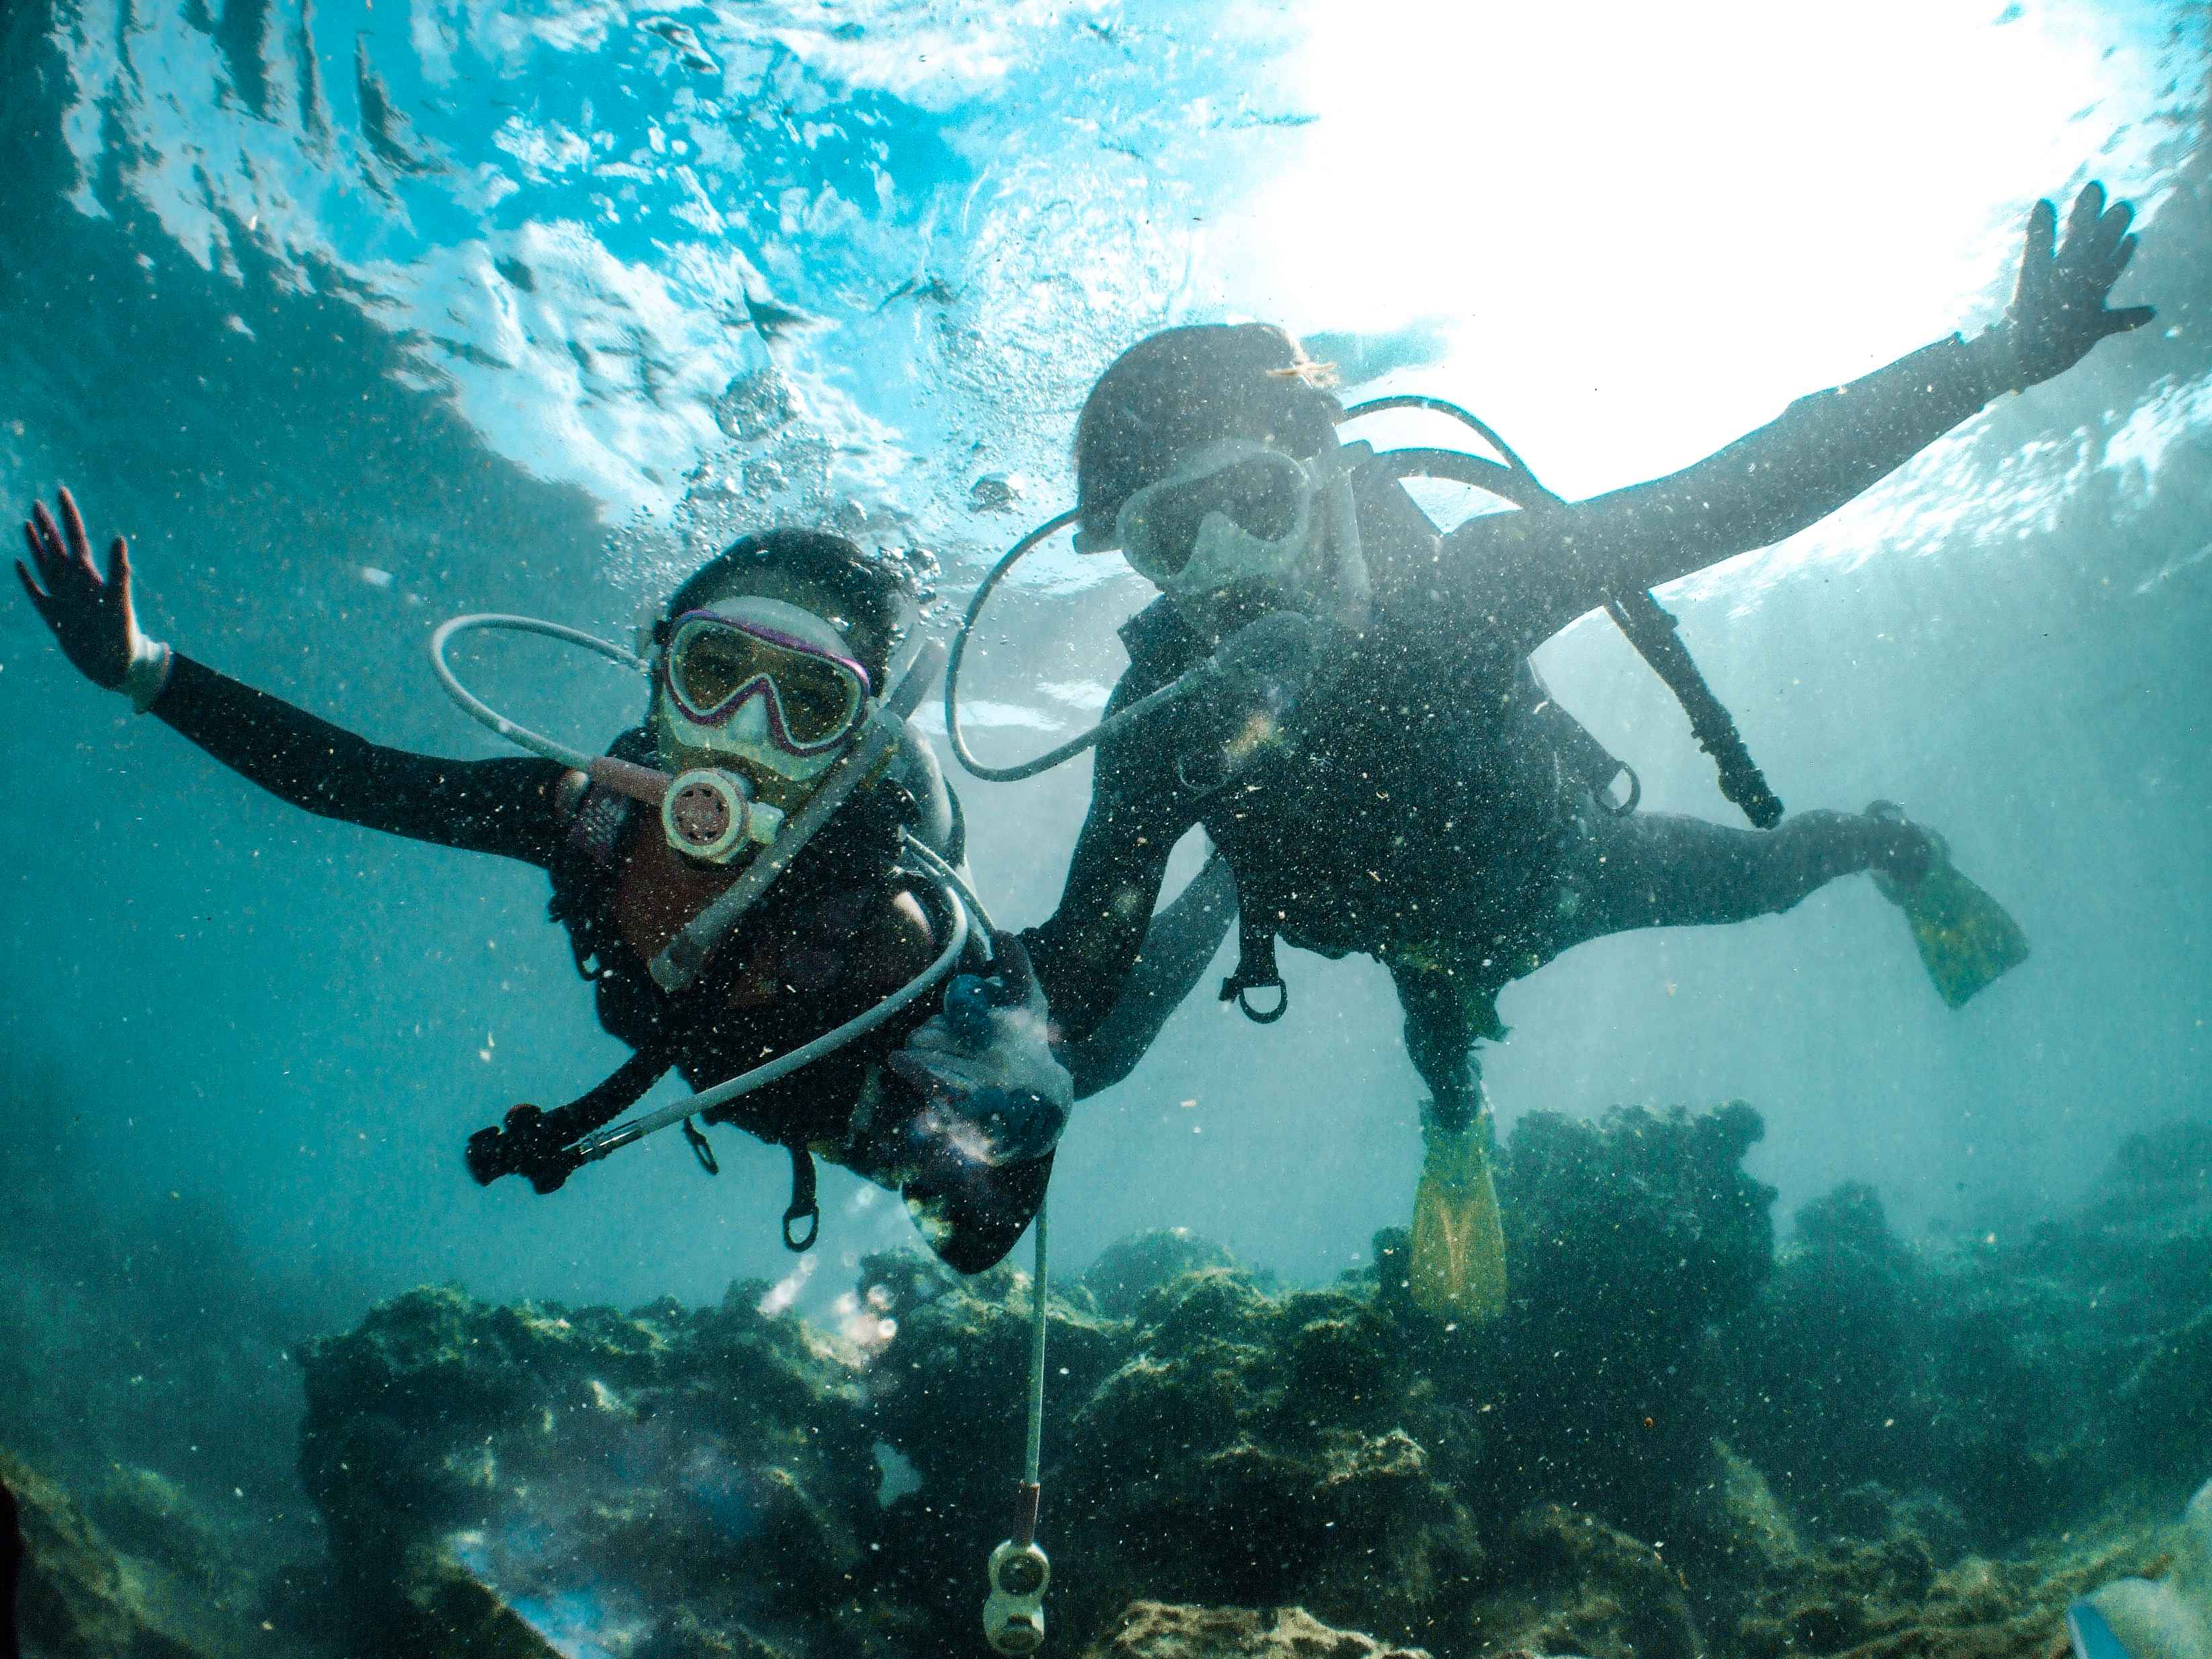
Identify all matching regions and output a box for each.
[15,493,1231,1272]
[985,181,2148,1316]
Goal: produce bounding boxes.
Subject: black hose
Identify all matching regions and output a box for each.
[1603,593,1783,827]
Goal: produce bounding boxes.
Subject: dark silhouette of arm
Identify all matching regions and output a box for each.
[1021,690,1196,1046]
[1442,334,1998,656]
[154,654,570,866]
[1063,852,1237,1098]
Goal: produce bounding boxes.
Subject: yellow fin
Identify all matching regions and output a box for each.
[1876,832,2031,1009]
[1409,1121,1507,1321]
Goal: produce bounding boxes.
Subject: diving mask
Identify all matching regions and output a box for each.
[1088,438,1371,637]
[654,597,874,785]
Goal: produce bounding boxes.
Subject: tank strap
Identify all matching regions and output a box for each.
[1219,901,1289,1025]
[783,1145,820,1251]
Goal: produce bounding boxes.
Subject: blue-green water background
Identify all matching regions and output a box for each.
[0,0,2205,1330]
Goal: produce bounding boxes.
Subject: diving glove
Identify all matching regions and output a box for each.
[1868,802,2030,1009]
[1977,181,2154,395]
[890,934,1072,1166]
[1409,1107,1508,1321]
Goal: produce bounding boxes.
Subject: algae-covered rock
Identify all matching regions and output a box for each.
[81,1466,232,1593]
[1080,1601,1434,1658]
[277,1107,2212,1659]
[1729,1117,2212,1547]
[1054,1268,1480,1648]
[1474,1503,1700,1659]
[1460,1103,1779,1542]
[289,1103,1784,1656]
[4,1447,211,1659]
[1086,1229,1240,1320]
[298,1280,885,1656]
[1736,1523,2166,1659]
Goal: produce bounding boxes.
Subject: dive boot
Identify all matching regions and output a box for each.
[1409,1107,1508,1321]
[1868,801,2030,1009]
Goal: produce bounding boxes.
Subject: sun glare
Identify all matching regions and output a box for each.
[1221,0,2177,497]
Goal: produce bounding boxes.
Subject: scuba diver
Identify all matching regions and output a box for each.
[15,489,1231,1273]
[960,181,2147,1317]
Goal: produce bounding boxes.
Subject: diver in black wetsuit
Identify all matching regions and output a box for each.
[15,490,1229,1272]
[1018,181,2152,1313]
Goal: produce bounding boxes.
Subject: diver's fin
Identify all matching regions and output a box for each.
[1870,809,2030,1009]
[1409,1115,1507,1321]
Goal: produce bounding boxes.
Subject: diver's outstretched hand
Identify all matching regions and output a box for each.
[1987,181,2155,391]
[16,486,164,701]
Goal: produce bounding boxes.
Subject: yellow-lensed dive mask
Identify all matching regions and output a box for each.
[653,597,872,783]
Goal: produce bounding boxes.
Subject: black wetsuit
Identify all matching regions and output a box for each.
[1027,334,1999,1127]
[146,654,1225,1269]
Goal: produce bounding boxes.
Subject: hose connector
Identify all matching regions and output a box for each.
[984,1538,1050,1655]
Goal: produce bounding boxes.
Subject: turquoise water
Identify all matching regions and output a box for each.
[1,0,2207,1479]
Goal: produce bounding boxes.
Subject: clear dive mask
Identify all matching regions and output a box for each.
[1075,440,1337,630]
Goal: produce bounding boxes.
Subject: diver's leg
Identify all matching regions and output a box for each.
[1391,960,1508,1318]
[1578,807,1930,937]
[1390,960,1488,1133]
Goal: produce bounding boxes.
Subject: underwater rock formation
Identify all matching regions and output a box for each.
[1084,1227,1242,1319]
[2,1446,256,1659]
[297,1280,889,1656]
[291,1105,1785,1656]
[1080,1601,1433,1658]
[1736,1514,2168,1659]
[274,1107,2211,1658]
[1729,1117,2212,1547]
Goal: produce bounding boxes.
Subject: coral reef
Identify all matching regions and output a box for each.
[297,1281,889,1655]
[1729,1117,2212,1546]
[1080,1601,1433,1658]
[11,1107,2206,1659]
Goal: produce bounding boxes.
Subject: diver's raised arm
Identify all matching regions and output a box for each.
[16,485,570,866]
[1442,181,2155,652]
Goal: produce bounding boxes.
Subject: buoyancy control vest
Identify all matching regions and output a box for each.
[473,722,967,1250]
[1109,594,1636,1026]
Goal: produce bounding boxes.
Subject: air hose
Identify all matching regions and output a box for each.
[430,614,673,809]
[563,872,974,1168]
[943,511,1219,784]
[983,1203,1053,1655]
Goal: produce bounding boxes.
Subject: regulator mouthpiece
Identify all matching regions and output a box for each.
[983,1539,1050,1655]
[660,767,785,864]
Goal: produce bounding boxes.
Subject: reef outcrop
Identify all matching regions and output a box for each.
[12,1106,2205,1659]
[1,1445,313,1659]
[1729,1115,2212,1546]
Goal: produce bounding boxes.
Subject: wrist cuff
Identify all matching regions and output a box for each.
[1968,324,2025,401]
[123,637,173,714]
